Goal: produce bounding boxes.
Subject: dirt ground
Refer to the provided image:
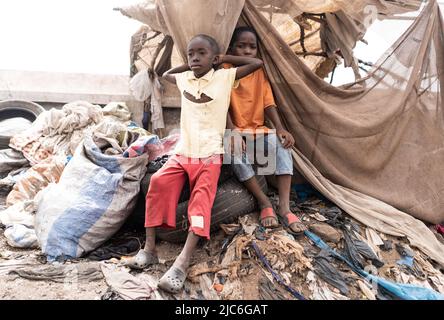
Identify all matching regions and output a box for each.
[0,226,210,300]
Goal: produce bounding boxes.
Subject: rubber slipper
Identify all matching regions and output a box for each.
[124,249,159,270]
[158,266,187,294]
[281,212,307,235]
[259,207,279,228]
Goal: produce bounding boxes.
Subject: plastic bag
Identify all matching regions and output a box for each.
[123,133,179,161]
[35,134,148,261]
[0,201,35,228]
[4,224,38,249]
[6,157,65,207]
[0,149,28,178]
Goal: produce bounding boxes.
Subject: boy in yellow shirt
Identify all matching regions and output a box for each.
[126,34,264,294]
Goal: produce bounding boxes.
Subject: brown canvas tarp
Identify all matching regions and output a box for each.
[120,1,422,81]
[243,0,444,224]
[251,0,422,18]
[242,0,444,265]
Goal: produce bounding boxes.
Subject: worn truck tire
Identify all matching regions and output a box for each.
[125,164,237,230]
[0,100,45,149]
[156,175,268,243]
[140,164,234,204]
[0,100,45,122]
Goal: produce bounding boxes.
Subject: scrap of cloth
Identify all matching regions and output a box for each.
[100,264,157,300]
[8,263,104,283]
[9,101,103,165]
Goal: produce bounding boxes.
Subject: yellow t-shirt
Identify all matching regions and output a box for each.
[174,68,237,158]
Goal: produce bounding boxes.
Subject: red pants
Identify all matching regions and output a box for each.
[145,154,222,239]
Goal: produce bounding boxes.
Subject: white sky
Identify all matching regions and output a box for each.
[0,1,442,81]
[331,18,414,85]
[0,0,142,75]
[329,3,443,85]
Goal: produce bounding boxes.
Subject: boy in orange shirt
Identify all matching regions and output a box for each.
[226,27,306,234]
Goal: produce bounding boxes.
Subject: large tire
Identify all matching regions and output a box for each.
[124,164,237,230]
[140,164,234,204]
[0,100,45,149]
[0,100,45,122]
[156,175,268,243]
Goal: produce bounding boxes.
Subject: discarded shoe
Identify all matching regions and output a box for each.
[158,266,187,294]
[123,249,159,270]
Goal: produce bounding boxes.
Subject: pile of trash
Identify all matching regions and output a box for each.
[164,189,444,300]
[2,186,442,300]
[0,100,443,300]
[0,101,178,258]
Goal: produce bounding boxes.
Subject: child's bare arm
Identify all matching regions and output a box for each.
[226,113,246,154]
[265,107,295,149]
[226,112,235,130]
[217,54,263,80]
[162,64,190,84]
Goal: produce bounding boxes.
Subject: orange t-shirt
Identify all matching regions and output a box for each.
[225,64,276,133]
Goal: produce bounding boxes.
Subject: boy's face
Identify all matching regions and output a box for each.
[187,37,217,78]
[232,31,258,58]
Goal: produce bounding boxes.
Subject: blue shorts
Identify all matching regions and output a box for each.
[228,133,293,182]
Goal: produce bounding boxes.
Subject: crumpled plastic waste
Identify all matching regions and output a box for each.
[342,228,384,269]
[123,135,160,158]
[102,102,132,122]
[319,206,342,221]
[365,273,444,300]
[6,156,65,207]
[88,238,141,261]
[129,69,152,102]
[0,167,29,185]
[0,167,29,197]
[147,155,170,173]
[396,243,415,267]
[313,249,350,295]
[0,200,35,227]
[259,277,288,300]
[307,271,350,300]
[9,101,103,165]
[305,230,444,300]
[4,224,38,248]
[0,148,28,178]
[123,133,179,161]
[381,240,393,251]
[100,264,160,300]
[395,243,427,280]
